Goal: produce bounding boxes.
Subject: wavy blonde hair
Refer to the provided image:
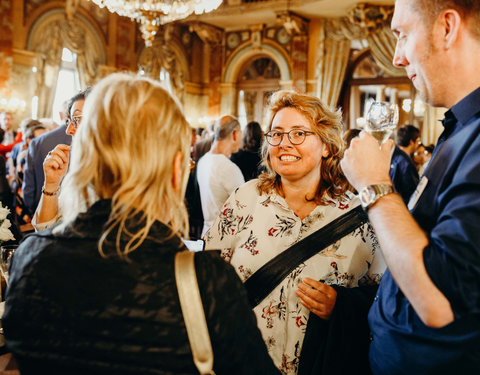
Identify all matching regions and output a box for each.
[54,73,192,257]
[257,90,351,204]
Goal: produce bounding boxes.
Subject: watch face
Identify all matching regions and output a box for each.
[360,186,375,206]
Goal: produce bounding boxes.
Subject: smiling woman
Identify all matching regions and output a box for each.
[204,90,386,375]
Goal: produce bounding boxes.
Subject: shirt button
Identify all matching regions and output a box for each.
[369,334,373,342]
[374,295,379,302]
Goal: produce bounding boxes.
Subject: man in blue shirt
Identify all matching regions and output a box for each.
[22,91,89,216]
[341,0,480,373]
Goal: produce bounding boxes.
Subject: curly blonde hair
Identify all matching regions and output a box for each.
[257,90,351,204]
[55,73,192,257]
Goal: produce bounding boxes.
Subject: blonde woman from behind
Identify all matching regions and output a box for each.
[3,73,279,375]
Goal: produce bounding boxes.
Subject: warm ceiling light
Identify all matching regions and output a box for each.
[90,0,223,46]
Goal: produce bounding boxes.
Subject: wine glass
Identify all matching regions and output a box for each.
[365,101,399,146]
[0,245,17,287]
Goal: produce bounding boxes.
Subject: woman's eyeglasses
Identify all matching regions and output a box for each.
[265,129,316,146]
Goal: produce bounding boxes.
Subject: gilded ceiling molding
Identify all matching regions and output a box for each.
[188,22,223,45]
[65,0,81,20]
[347,2,394,35]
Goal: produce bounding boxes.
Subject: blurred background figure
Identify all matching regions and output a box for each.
[192,121,215,163]
[10,122,47,227]
[414,143,434,175]
[197,115,244,237]
[39,118,60,131]
[390,124,420,204]
[230,121,264,181]
[0,111,19,146]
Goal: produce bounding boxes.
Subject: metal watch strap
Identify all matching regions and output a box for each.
[360,184,395,212]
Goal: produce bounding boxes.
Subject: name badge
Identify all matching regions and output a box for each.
[408,176,429,211]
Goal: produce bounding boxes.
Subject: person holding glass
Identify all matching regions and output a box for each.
[3,73,279,374]
[204,90,385,375]
[341,0,480,372]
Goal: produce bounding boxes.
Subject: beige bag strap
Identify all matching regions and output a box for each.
[175,251,215,375]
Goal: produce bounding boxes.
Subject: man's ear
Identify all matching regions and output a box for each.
[442,9,461,49]
[172,151,183,192]
[232,129,239,141]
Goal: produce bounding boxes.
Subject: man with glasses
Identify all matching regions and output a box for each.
[23,89,89,216]
[197,115,244,237]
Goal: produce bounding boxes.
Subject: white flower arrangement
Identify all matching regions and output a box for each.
[0,203,15,243]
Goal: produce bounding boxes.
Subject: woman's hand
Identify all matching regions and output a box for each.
[296,277,337,320]
[43,144,71,190]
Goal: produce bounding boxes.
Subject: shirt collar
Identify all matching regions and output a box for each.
[449,86,480,126]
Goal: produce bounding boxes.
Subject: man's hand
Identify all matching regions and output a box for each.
[341,131,394,191]
[43,144,71,191]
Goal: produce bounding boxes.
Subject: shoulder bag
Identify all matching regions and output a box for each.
[244,205,368,307]
[175,250,216,375]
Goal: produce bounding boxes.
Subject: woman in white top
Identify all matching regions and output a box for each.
[204,90,385,375]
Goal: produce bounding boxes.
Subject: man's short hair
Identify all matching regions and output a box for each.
[19,118,42,134]
[24,125,47,141]
[214,115,240,141]
[397,124,420,147]
[67,87,91,119]
[412,0,480,39]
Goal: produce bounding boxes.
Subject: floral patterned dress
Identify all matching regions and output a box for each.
[204,180,385,375]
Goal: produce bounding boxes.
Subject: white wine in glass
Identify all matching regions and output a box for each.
[365,101,399,145]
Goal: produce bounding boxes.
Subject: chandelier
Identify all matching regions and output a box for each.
[90,0,223,46]
[0,96,26,113]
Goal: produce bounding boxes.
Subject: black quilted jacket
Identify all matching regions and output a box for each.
[3,200,279,375]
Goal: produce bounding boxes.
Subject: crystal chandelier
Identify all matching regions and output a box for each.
[90,0,223,46]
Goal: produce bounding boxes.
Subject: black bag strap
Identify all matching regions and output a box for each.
[244,205,368,308]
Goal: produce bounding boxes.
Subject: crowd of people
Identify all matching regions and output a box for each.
[0,0,479,374]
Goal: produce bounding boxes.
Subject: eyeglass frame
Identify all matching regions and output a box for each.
[67,114,83,129]
[264,128,317,146]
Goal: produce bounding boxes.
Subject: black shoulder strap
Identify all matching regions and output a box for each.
[244,205,368,308]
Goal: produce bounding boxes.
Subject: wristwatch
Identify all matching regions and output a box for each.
[359,184,395,212]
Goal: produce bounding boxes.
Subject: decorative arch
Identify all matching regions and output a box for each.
[26,8,106,117]
[25,4,107,54]
[221,41,292,118]
[223,41,291,84]
[27,9,106,68]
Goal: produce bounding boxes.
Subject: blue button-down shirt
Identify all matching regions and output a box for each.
[369,87,480,374]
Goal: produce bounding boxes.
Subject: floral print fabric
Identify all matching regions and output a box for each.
[205,180,385,375]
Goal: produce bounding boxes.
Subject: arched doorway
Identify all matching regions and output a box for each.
[341,49,413,130]
[237,57,281,126]
[221,42,291,122]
